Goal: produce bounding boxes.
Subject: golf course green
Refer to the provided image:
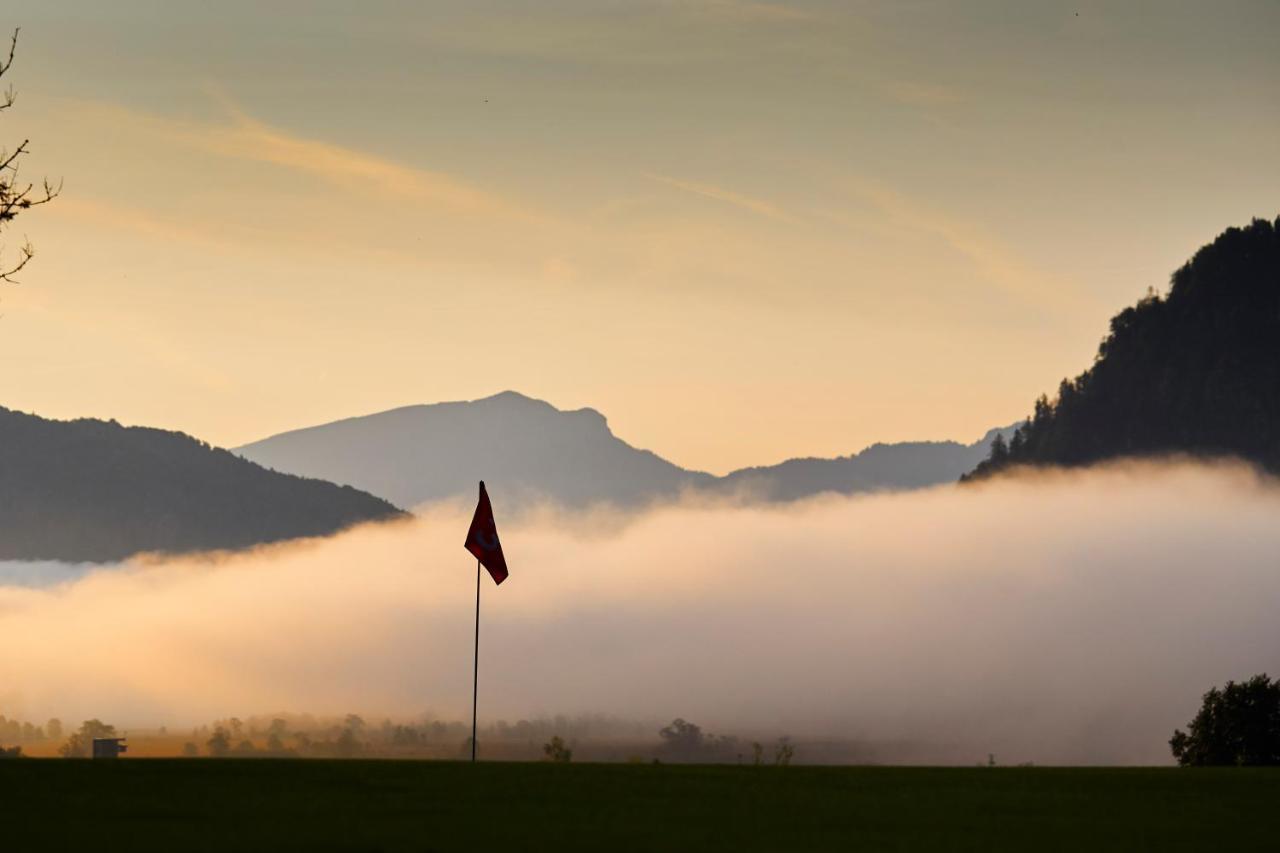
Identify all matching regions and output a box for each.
[3,760,1276,851]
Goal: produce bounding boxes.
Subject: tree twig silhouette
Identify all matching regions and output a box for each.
[0,27,59,285]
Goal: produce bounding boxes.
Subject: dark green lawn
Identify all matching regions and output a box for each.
[3,760,1275,852]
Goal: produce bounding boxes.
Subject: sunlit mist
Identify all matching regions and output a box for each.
[3,460,1277,765]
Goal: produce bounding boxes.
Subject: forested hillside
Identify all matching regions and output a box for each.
[967,217,1280,479]
[0,408,405,562]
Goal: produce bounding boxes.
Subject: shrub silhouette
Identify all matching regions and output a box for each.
[542,736,572,763]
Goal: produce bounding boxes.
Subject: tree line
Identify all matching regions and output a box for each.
[0,711,798,764]
[8,692,1276,765]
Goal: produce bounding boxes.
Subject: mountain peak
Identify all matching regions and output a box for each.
[235,392,694,509]
[476,389,541,405]
[477,390,607,425]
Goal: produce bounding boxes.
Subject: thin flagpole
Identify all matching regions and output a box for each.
[471,558,481,763]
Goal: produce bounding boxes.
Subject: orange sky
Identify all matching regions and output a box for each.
[0,1,1276,473]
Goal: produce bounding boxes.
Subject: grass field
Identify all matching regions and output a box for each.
[3,760,1276,852]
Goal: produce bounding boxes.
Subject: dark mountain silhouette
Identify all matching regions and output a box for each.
[235,391,1013,509]
[0,407,405,563]
[967,216,1280,480]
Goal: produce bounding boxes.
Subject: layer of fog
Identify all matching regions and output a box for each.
[2,460,1278,765]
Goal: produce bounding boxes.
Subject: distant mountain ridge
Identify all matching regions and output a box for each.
[718,427,1013,502]
[236,391,715,511]
[0,407,405,563]
[235,391,1012,510]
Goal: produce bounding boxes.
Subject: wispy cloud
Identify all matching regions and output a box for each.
[61,93,533,222]
[648,173,797,222]
[198,105,518,217]
[850,180,1093,314]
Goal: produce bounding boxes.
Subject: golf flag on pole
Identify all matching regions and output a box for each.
[465,481,508,585]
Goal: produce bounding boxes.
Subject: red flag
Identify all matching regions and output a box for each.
[464,481,508,585]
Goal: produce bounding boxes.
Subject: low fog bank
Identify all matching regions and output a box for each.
[2,460,1278,765]
[0,561,100,588]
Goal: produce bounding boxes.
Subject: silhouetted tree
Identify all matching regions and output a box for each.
[0,715,22,743]
[45,718,62,741]
[334,725,361,757]
[0,28,59,285]
[59,719,116,758]
[988,433,1009,465]
[542,735,572,763]
[0,744,22,758]
[774,737,795,766]
[266,718,288,752]
[1007,426,1026,456]
[657,718,743,762]
[1170,674,1280,766]
[658,718,704,755]
[206,726,231,757]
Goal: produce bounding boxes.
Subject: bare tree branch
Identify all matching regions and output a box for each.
[0,239,32,283]
[0,27,57,290]
[0,29,18,79]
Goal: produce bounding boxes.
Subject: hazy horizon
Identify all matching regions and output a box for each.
[4,459,1278,765]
